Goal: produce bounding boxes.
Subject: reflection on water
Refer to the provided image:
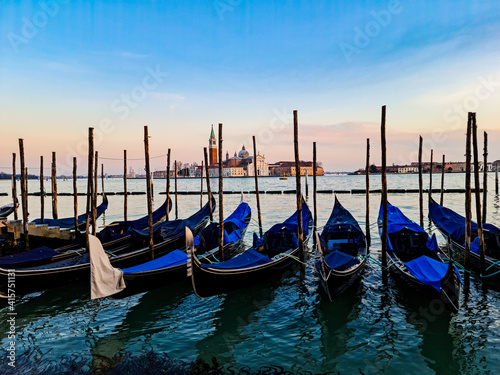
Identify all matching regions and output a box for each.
[1,174,500,373]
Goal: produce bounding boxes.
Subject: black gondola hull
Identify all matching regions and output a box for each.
[0,218,209,296]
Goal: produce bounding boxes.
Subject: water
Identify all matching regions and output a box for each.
[1,174,500,374]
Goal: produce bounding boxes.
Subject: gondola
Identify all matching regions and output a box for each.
[187,198,312,298]
[0,203,15,218]
[315,196,367,300]
[97,197,172,242]
[378,202,461,313]
[30,196,109,229]
[429,197,500,279]
[90,194,251,299]
[0,196,215,296]
[0,197,172,269]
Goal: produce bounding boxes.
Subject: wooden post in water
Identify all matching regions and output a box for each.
[123,150,127,221]
[313,142,318,244]
[73,157,78,231]
[92,151,98,235]
[203,147,213,221]
[366,138,371,246]
[166,149,171,221]
[483,132,488,222]
[85,128,94,251]
[472,113,485,273]
[381,106,388,268]
[418,136,423,228]
[144,126,154,260]
[464,114,472,270]
[101,164,105,200]
[200,161,204,209]
[174,159,178,219]
[496,162,499,195]
[51,152,58,219]
[440,154,445,206]
[305,168,309,197]
[19,139,29,249]
[218,123,224,261]
[39,156,44,224]
[293,110,305,262]
[12,154,18,220]
[252,136,263,238]
[25,167,28,214]
[429,149,433,203]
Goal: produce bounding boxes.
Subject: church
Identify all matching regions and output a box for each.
[207,125,269,177]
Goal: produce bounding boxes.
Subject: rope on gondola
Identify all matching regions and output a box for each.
[480,260,500,278]
[442,258,472,274]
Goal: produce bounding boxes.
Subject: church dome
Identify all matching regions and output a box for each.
[238,145,249,158]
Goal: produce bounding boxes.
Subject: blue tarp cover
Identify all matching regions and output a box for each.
[122,201,249,274]
[0,246,60,267]
[321,197,366,251]
[404,255,450,292]
[130,197,214,242]
[429,199,500,248]
[378,202,439,252]
[98,198,171,242]
[194,202,250,251]
[31,197,108,229]
[122,249,186,274]
[201,249,271,269]
[323,250,360,271]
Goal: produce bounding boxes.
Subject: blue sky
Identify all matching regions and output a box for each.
[1,0,499,174]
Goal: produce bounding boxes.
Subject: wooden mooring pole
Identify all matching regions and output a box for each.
[496,162,499,195]
[166,150,171,221]
[483,132,488,222]
[293,110,305,262]
[440,154,445,206]
[85,128,94,251]
[305,168,309,197]
[123,150,127,221]
[144,126,154,260]
[92,151,98,235]
[472,114,485,273]
[429,149,433,203]
[51,152,58,219]
[218,123,224,261]
[40,156,44,224]
[101,163,105,200]
[12,153,18,220]
[200,160,204,209]
[366,138,371,246]
[203,147,213,221]
[252,136,263,238]
[464,114,472,271]
[313,142,318,244]
[174,159,178,219]
[418,136,423,228]
[381,106,388,268]
[73,157,78,231]
[19,139,29,249]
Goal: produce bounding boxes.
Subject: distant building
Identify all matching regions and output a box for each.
[268,161,324,177]
[209,125,217,166]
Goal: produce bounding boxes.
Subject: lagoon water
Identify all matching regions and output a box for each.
[1,174,499,374]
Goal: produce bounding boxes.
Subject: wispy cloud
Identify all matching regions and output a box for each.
[148,92,185,110]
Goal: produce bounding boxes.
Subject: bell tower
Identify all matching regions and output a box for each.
[209,124,217,165]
